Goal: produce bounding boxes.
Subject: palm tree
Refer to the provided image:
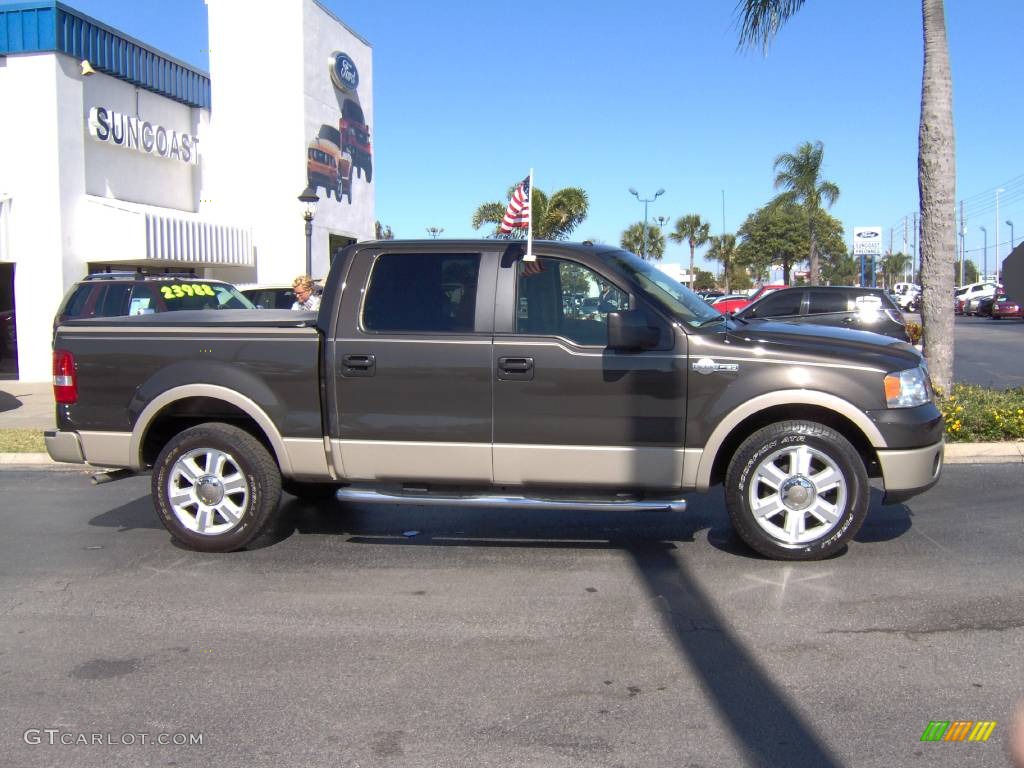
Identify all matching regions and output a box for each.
[736,0,956,392]
[472,187,589,240]
[881,252,912,288]
[770,141,839,287]
[618,222,667,262]
[621,223,666,260]
[669,214,711,289]
[707,234,739,293]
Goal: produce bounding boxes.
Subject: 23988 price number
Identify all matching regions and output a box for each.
[160,284,216,299]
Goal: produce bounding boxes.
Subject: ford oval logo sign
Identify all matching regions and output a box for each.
[329,52,359,92]
[856,230,880,238]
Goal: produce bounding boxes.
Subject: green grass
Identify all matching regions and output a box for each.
[939,384,1024,442]
[0,428,46,453]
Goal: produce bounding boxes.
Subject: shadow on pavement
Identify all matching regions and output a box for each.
[855,488,913,543]
[0,390,21,413]
[89,495,163,531]
[85,483,911,766]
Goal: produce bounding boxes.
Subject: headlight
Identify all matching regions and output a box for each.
[884,366,932,408]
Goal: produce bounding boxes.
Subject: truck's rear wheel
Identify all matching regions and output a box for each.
[725,420,868,561]
[152,423,282,552]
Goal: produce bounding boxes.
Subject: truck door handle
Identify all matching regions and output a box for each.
[499,357,533,372]
[341,353,375,377]
[497,357,534,381]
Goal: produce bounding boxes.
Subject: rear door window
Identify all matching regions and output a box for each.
[806,289,850,315]
[746,290,803,318]
[362,252,481,333]
[61,285,93,319]
[95,284,132,317]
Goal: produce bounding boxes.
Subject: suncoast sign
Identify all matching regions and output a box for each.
[87,107,199,165]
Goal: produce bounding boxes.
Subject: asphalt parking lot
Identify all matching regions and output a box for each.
[1,464,1021,768]
[952,314,1024,388]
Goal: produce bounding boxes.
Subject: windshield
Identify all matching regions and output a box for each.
[603,249,723,327]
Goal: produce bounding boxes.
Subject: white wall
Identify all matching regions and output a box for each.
[0,54,78,380]
[82,76,201,211]
[205,0,373,285]
[302,0,374,273]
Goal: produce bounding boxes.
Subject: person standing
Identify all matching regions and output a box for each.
[291,275,321,311]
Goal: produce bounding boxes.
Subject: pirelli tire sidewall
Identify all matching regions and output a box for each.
[151,422,283,553]
[725,420,870,561]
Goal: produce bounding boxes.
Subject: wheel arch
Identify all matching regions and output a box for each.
[129,384,292,476]
[697,390,885,491]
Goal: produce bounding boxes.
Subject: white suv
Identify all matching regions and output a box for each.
[955,282,997,315]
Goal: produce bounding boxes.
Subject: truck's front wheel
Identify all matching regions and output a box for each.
[725,420,868,561]
[152,423,283,552]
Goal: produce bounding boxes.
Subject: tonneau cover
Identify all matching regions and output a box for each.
[59,309,318,328]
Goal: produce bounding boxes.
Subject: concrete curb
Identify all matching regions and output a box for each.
[2,443,1023,468]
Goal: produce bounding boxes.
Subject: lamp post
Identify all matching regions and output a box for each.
[298,185,320,276]
[1008,220,1015,251]
[995,188,1004,282]
[628,187,664,259]
[959,224,966,285]
[426,227,444,239]
[979,225,987,282]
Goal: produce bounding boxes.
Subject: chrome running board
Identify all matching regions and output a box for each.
[336,487,686,513]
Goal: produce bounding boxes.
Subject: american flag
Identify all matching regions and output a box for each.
[499,176,531,234]
[521,259,545,277]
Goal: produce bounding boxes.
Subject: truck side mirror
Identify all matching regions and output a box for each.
[607,310,660,351]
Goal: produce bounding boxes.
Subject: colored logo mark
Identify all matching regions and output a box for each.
[920,720,997,742]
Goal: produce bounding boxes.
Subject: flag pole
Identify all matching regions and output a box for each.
[524,167,535,262]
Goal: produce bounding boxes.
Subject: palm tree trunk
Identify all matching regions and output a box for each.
[809,228,820,286]
[689,243,696,291]
[918,0,956,393]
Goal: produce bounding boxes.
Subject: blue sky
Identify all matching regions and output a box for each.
[63,0,1024,273]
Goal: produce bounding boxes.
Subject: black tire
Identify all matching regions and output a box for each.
[151,423,282,552]
[281,479,339,501]
[725,420,869,561]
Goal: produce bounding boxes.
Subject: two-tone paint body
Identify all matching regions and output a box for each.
[47,240,943,502]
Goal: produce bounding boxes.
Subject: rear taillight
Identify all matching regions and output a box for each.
[53,349,77,404]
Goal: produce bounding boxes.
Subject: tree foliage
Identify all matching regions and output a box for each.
[771,140,840,286]
[472,186,589,240]
[736,201,847,285]
[707,234,739,293]
[620,222,666,260]
[669,214,712,286]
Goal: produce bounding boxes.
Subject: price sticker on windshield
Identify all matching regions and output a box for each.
[159,284,216,300]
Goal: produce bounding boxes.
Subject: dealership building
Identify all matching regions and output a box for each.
[0,0,374,381]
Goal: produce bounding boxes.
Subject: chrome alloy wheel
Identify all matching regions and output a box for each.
[166,447,250,536]
[747,444,847,546]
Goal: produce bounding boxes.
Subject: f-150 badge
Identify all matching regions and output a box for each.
[693,357,739,375]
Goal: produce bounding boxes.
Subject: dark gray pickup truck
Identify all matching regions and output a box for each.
[46,240,944,560]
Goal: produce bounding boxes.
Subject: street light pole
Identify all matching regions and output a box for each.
[426,227,444,239]
[297,185,320,276]
[996,188,1004,282]
[979,225,988,282]
[629,187,664,259]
